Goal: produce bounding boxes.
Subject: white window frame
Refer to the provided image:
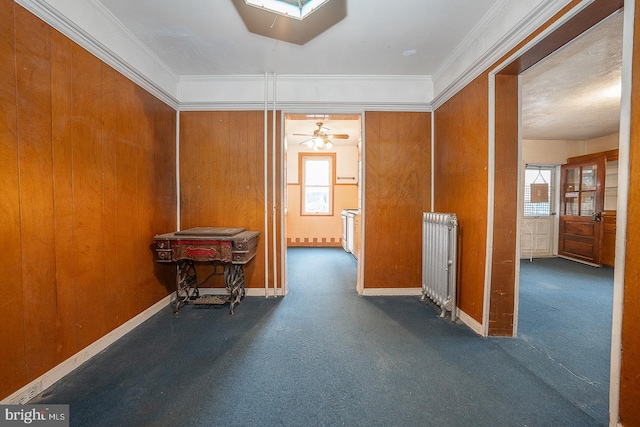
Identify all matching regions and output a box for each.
[300,153,335,216]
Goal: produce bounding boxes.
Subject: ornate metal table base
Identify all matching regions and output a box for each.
[154,227,259,317]
[172,260,246,316]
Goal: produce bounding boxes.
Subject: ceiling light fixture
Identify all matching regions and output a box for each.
[244,0,331,20]
[294,122,348,151]
[305,137,334,151]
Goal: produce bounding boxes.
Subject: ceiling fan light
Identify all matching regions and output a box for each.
[324,140,334,150]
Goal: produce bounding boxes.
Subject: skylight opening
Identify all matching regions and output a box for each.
[244,0,331,20]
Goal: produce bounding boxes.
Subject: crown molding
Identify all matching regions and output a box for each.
[178,74,432,111]
[179,101,431,113]
[16,0,180,110]
[432,0,513,84]
[431,0,574,111]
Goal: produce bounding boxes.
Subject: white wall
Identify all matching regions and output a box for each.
[523,134,619,165]
[286,145,359,185]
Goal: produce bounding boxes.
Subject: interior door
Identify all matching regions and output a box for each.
[521,166,555,259]
[558,156,606,265]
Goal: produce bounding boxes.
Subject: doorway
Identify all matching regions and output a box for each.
[521,165,556,260]
[282,113,363,289]
[512,5,622,424]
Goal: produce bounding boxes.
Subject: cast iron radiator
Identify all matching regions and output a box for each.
[421,212,458,321]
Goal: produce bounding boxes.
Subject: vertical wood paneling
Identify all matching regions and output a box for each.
[489,74,519,336]
[364,112,431,289]
[434,75,489,322]
[15,7,58,379]
[0,0,27,394]
[51,30,78,359]
[151,99,177,297]
[179,112,203,231]
[179,111,279,289]
[134,89,153,311]
[1,4,176,399]
[198,112,215,226]
[71,43,107,347]
[114,75,141,322]
[101,63,121,330]
[619,3,640,424]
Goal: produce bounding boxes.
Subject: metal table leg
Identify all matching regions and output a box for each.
[173,260,197,315]
[224,264,245,316]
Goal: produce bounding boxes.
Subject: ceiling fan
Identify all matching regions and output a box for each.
[294,122,349,151]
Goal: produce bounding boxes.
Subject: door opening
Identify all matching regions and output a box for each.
[521,165,556,260]
[282,113,362,289]
[513,8,622,425]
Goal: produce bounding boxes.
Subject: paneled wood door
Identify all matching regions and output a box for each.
[558,156,606,265]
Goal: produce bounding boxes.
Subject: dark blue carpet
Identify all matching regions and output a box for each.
[495,257,613,425]
[32,249,608,426]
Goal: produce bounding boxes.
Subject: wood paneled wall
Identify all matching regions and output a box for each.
[489,74,519,336]
[434,0,622,334]
[0,2,176,399]
[620,2,640,424]
[363,112,431,289]
[433,75,489,323]
[179,111,283,289]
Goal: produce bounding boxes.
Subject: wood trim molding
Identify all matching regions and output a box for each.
[567,148,620,163]
[298,152,337,217]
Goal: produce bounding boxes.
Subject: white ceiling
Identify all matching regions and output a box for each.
[93,0,624,142]
[522,10,623,141]
[97,0,498,76]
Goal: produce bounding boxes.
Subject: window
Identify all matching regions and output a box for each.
[524,166,553,216]
[301,154,334,215]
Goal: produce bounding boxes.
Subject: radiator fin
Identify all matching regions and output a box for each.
[422,212,458,321]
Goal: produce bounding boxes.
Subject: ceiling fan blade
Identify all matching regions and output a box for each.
[293,133,316,137]
[326,134,349,139]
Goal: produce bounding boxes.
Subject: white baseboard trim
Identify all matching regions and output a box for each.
[2,294,172,405]
[359,288,423,296]
[456,308,485,336]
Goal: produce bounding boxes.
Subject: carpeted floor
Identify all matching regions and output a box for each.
[32,248,611,426]
[496,257,613,425]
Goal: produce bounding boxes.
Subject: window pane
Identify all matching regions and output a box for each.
[305,160,330,185]
[305,187,329,213]
[565,192,579,216]
[524,168,551,216]
[581,165,596,191]
[581,191,596,217]
[565,167,580,191]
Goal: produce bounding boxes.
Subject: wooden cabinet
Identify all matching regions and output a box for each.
[559,156,605,265]
[560,149,618,266]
